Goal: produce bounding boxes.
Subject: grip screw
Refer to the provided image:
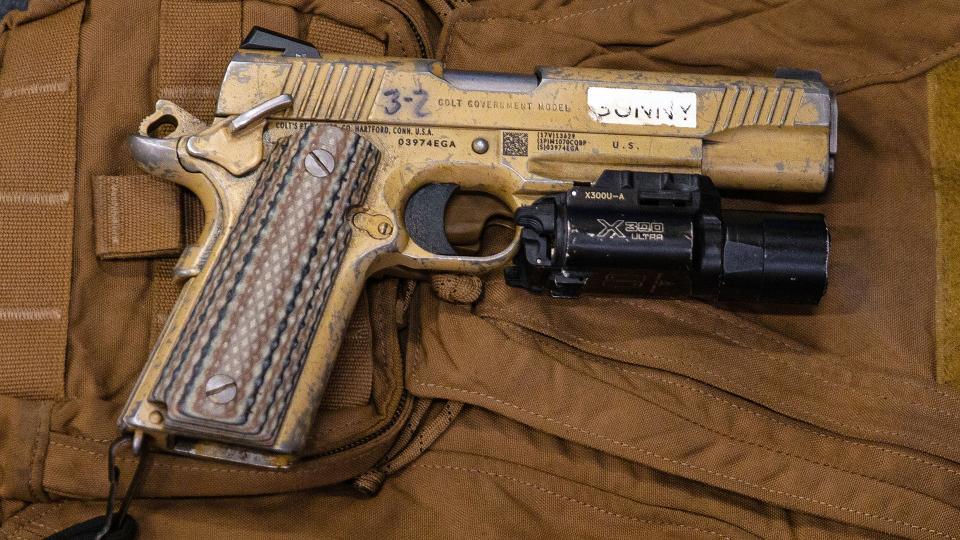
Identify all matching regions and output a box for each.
[205,374,237,404]
[377,221,393,236]
[305,148,336,178]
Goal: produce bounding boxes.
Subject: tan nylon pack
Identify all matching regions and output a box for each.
[2,1,960,538]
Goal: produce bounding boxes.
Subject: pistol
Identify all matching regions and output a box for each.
[121,28,834,467]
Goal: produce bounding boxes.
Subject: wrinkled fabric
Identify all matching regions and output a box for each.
[2,0,960,538]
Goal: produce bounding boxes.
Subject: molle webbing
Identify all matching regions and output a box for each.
[91,0,271,265]
[0,2,82,399]
[93,175,183,259]
[93,3,388,261]
[307,15,385,56]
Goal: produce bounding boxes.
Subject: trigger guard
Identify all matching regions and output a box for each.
[404,183,459,256]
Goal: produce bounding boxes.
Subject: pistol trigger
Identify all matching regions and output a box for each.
[405,183,459,256]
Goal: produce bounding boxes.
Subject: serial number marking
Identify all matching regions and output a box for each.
[536,131,588,152]
[587,87,697,128]
[397,137,456,148]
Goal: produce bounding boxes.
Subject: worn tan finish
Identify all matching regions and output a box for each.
[220,51,835,193]
[121,42,836,467]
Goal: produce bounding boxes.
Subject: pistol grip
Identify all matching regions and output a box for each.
[143,124,381,453]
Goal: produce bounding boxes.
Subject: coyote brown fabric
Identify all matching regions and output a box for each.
[0,0,81,399]
[3,0,960,539]
[92,175,183,259]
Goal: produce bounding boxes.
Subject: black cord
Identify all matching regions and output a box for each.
[94,435,150,540]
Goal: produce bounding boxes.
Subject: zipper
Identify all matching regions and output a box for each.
[379,0,430,57]
[352,398,465,495]
[312,390,410,458]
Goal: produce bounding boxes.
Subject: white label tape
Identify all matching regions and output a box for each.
[587,87,697,128]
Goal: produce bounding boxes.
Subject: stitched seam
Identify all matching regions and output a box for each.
[0,308,61,321]
[380,10,404,58]
[54,433,115,444]
[409,464,731,538]
[516,321,943,497]
[108,180,120,246]
[0,191,68,205]
[47,440,377,476]
[608,299,960,415]
[612,299,960,403]
[468,0,636,25]
[20,520,50,532]
[505,321,960,503]
[484,306,960,454]
[561,317,960,477]
[27,417,41,502]
[608,299,960,411]
[493,305,960,450]
[666,301,810,355]
[612,359,960,477]
[411,313,954,538]
[0,79,69,100]
[1,504,64,540]
[443,3,960,105]
[410,369,953,539]
[314,414,374,436]
[836,40,960,87]
[704,305,960,404]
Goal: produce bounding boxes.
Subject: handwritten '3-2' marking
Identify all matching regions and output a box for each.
[382,88,430,117]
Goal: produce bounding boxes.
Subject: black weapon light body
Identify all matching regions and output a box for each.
[505,171,829,305]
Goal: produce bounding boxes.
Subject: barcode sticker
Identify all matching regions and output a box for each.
[587,87,697,128]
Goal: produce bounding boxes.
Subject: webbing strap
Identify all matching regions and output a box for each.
[240,1,298,39]
[146,0,244,399]
[148,259,180,348]
[321,292,375,410]
[93,175,183,259]
[158,0,241,122]
[0,2,83,399]
[91,1,298,261]
[307,16,385,56]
